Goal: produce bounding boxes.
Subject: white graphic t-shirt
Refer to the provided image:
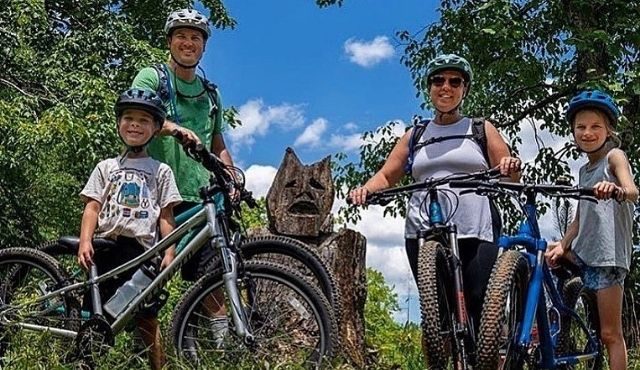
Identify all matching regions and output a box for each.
[81,156,182,248]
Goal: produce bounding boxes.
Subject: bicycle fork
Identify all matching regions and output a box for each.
[204,203,255,345]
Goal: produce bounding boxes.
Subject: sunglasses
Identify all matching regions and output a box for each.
[429,75,465,88]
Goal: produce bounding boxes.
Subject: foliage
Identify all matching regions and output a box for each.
[332,0,640,244]
[238,197,268,230]
[364,268,423,369]
[0,0,236,249]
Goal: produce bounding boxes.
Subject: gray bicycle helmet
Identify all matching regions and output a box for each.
[165,8,210,39]
[425,54,473,95]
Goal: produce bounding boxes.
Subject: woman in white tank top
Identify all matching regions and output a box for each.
[349,54,522,356]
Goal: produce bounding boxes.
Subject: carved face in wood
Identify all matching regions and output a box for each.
[267,148,334,237]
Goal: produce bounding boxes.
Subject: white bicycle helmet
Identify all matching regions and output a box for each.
[165,8,210,39]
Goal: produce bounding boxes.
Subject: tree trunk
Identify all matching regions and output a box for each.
[317,228,367,368]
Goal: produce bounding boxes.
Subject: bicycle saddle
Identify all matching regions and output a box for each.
[57,236,119,254]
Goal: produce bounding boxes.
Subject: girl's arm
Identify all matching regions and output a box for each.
[608,149,639,202]
[159,206,177,270]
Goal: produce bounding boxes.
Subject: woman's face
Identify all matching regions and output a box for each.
[573,109,611,152]
[428,70,466,112]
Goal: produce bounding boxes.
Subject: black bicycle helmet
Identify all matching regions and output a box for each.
[115,88,166,128]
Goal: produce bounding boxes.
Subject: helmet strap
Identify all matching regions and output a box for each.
[169,52,199,69]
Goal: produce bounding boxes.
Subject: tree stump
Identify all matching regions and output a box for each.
[264,147,367,367]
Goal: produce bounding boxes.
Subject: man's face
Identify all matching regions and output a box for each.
[168,28,205,66]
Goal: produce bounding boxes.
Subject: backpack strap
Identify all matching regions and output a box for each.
[151,63,220,121]
[200,77,220,119]
[151,63,170,102]
[471,117,491,166]
[405,116,430,175]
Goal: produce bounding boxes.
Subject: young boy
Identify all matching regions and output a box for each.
[77,88,182,369]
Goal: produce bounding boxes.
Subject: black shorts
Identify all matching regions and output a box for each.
[176,202,218,282]
[82,237,162,318]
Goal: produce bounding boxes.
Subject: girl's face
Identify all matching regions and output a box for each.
[573,109,611,152]
[428,70,466,112]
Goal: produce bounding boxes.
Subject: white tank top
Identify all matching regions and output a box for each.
[405,117,494,242]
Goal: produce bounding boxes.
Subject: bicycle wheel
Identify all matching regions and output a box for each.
[0,247,81,364]
[417,240,455,369]
[557,277,604,370]
[171,260,336,368]
[206,235,342,321]
[476,250,529,370]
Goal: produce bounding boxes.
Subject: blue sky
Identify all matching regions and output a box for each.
[193,1,585,324]
[201,0,436,164]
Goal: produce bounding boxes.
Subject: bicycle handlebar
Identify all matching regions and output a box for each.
[448,179,596,199]
[171,130,257,209]
[347,168,502,206]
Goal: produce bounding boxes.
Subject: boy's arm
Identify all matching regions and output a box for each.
[78,199,101,270]
[159,206,177,270]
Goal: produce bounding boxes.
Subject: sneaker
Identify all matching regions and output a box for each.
[210,317,229,349]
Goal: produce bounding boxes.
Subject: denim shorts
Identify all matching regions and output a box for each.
[574,256,627,291]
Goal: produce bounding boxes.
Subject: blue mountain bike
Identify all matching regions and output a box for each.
[449,179,603,370]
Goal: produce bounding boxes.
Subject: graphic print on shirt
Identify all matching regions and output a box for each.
[100,168,152,220]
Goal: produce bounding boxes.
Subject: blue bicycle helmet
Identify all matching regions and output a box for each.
[566,90,620,127]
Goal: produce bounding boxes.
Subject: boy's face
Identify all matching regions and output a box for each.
[118,109,158,147]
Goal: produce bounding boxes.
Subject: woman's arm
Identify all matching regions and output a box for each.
[485,120,521,181]
[350,130,411,204]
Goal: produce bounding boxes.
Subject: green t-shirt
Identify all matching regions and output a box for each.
[132,65,224,202]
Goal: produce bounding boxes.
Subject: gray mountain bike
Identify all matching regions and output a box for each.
[0,140,336,368]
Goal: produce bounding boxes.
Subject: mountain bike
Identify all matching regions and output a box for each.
[354,168,500,370]
[0,140,336,368]
[34,136,341,324]
[449,179,603,370]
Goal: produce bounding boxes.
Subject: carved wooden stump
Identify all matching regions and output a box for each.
[263,148,368,367]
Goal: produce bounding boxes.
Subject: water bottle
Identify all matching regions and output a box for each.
[103,265,155,318]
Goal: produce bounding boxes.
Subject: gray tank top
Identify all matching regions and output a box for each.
[572,150,634,270]
[405,117,493,241]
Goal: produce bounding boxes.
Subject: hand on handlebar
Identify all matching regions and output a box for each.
[497,156,521,177]
[348,186,370,205]
[592,181,624,201]
[172,127,201,147]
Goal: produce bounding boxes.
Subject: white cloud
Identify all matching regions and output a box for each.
[343,122,358,132]
[329,119,407,152]
[244,165,278,198]
[294,118,328,147]
[344,36,394,68]
[229,99,305,149]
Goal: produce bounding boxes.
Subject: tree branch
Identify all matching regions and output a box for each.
[497,88,574,129]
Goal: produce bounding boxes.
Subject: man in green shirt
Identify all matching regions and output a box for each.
[131,9,233,330]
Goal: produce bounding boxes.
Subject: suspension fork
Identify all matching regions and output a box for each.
[204,202,254,344]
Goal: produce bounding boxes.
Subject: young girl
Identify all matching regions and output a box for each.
[546,90,638,370]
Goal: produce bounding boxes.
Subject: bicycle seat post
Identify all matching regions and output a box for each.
[89,264,104,316]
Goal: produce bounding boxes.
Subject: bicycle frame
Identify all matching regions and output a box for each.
[0,187,253,343]
[496,187,600,368]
